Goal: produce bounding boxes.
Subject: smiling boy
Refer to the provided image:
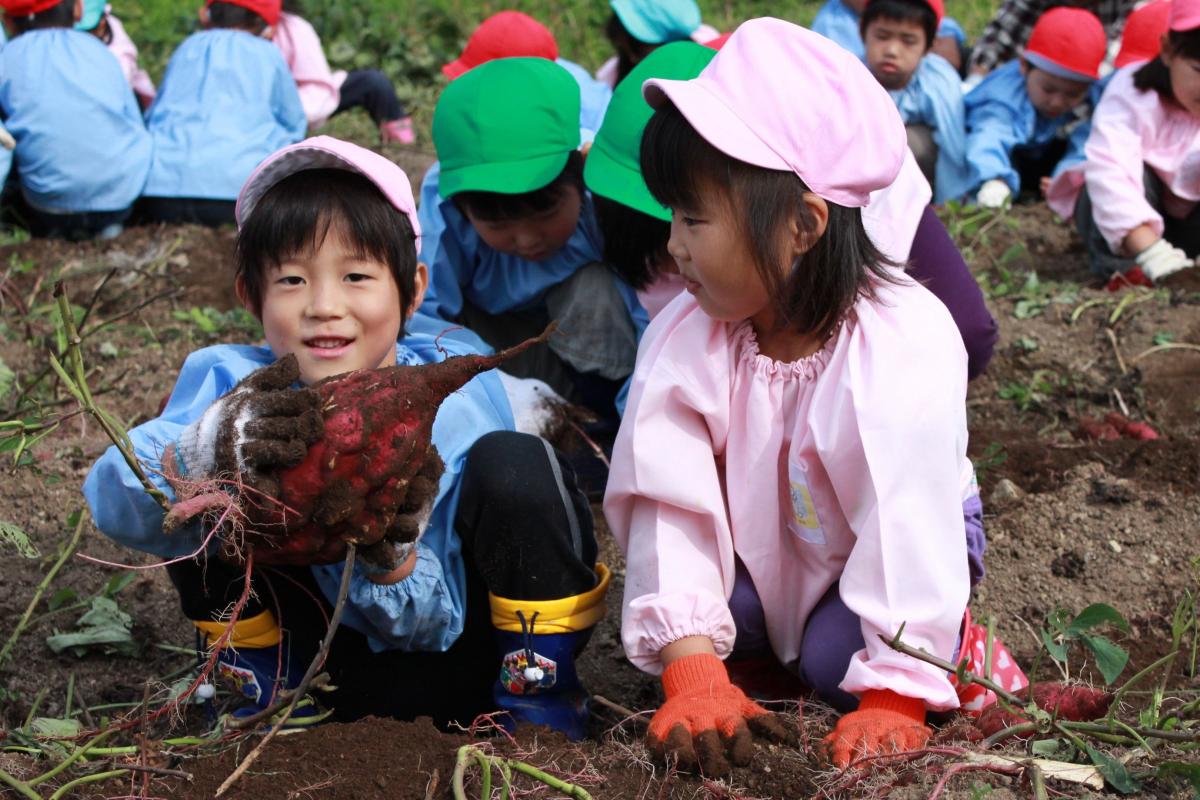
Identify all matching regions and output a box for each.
[964,7,1108,207]
[861,0,972,202]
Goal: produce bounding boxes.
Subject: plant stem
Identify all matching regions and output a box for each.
[47,768,128,800]
[27,729,116,788]
[506,758,593,799]
[1106,651,1178,726]
[0,767,41,800]
[0,510,87,671]
[879,632,1025,706]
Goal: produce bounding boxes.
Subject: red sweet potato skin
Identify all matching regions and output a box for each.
[976,682,1114,739]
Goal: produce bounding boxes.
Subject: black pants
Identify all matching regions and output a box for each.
[334,69,407,124]
[167,431,597,727]
[1012,138,1068,199]
[135,197,236,228]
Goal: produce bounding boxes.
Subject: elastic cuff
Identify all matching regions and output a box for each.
[661,652,729,699]
[857,689,927,722]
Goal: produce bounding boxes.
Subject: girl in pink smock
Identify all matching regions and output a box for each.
[1049,0,1200,287]
[603,17,1025,776]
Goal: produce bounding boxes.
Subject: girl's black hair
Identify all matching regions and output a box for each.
[207,1,269,33]
[593,194,671,290]
[1133,29,1200,105]
[605,12,663,83]
[6,0,75,34]
[640,103,899,342]
[453,150,585,223]
[860,0,937,51]
[236,168,419,323]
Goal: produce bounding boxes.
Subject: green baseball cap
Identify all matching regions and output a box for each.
[584,42,715,221]
[433,57,582,198]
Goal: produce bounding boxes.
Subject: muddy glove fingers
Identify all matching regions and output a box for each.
[746,701,795,744]
[1136,238,1193,283]
[240,353,302,392]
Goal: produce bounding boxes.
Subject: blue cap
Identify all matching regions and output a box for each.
[611,0,701,44]
[75,0,105,31]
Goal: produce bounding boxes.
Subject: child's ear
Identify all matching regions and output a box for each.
[1018,57,1029,76]
[72,0,82,23]
[234,275,262,318]
[197,5,210,26]
[407,263,429,321]
[791,193,830,255]
[261,24,275,39]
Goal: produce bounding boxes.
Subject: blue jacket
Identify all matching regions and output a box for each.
[556,58,613,139]
[812,0,966,58]
[964,60,1092,194]
[144,29,306,200]
[83,338,515,653]
[890,54,973,203]
[0,29,150,213]
[416,161,645,333]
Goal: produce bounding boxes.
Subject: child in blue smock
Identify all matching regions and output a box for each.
[964,7,1107,207]
[84,136,608,738]
[138,0,305,227]
[813,0,968,73]
[861,0,972,202]
[0,0,150,239]
[416,58,644,421]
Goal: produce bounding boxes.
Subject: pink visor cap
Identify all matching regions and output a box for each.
[1172,0,1200,31]
[641,17,907,208]
[236,136,422,253]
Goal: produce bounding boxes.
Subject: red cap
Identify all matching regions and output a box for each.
[205,0,280,27]
[1170,0,1200,32]
[443,11,559,80]
[924,0,945,28]
[1024,7,1106,81]
[1115,0,1170,68]
[703,31,732,49]
[0,0,62,17]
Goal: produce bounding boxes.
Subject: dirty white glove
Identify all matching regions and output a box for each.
[1136,238,1194,283]
[0,124,14,151]
[976,179,1012,209]
[497,371,567,438]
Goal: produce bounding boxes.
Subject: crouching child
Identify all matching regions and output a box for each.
[83,137,608,739]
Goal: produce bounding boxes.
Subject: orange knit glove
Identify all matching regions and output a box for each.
[822,690,931,769]
[648,653,791,776]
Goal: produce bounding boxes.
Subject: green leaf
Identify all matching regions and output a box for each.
[98,340,119,358]
[47,588,78,611]
[998,244,1025,266]
[45,596,135,657]
[0,355,13,399]
[1079,633,1129,684]
[1156,761,1200,792]
[0,520,39,558]
[31,716,82,738]
[1087,745,1142,794]
[1041,628,1069,662]
[1013,299,1045,319]
[1152,332,1175,346]
[101,571,137,598]
[1030,738,1070,759]
[1068,604,1130,635]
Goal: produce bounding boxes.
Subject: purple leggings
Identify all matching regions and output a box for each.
[907,206,998,380]
[729,494,985,711]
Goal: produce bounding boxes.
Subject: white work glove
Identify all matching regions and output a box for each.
[0,124,14,151]
[1135,238,1194,283]
[174,356,323,495]
[496,371,567,438]
[976,179,1012,209]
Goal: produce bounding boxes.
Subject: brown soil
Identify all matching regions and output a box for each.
[2,196,1199,799]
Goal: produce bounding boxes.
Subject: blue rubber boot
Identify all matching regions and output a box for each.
[490,564,611,741]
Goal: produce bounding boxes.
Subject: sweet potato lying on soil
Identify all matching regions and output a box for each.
[976,682,1114,740]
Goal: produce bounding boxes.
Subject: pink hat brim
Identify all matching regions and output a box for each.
[643,77,791,173]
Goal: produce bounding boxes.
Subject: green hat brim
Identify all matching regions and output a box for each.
[439,150,571,198]
[584,139,671,221]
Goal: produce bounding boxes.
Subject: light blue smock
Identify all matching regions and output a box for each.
[812,0,966,58]
[143,29,306,200]
[890,54,974,203]
[964,60,1092,194]
[556,58,613,139]
[83,337,515,653]
[0,29,150,213]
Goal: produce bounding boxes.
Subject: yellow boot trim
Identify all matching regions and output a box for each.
[490,563,610,634]
[194,610,282,649]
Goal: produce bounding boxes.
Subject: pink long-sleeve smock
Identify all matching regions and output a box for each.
[106,13,156,106]
[1048,65,1200,248]
[273,12,346,128]
[605,276,973,709]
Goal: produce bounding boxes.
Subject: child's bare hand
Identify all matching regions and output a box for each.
[1039,176,1051,197]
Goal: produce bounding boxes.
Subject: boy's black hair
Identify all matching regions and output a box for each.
[453,150,585,223]
[6,0,75,34]
[640,103,899,343]
[207,1,268,33]
[605,12,662,84]
[236,168,419,323]
[860,0,937,51]
[1134,29,1200,106]
[593,193,671,291]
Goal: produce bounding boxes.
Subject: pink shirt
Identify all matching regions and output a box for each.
[1049,65,1200,249]
[273,12,346,128]
[604,277,973,709]
[106,13,155,107]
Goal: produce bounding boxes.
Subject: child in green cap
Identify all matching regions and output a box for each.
[416,57,644,424]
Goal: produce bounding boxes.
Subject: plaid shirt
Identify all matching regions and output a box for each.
[969,0,1139,73]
